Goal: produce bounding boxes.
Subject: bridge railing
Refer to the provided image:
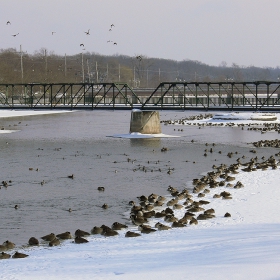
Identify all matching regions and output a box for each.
[0,81,279,110]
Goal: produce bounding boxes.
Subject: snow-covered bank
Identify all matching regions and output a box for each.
[1,167,280,280]
[0,109,73,134]
[212,112,278,121]
[0,109,73,119]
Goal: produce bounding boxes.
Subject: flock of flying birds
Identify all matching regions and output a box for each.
[6,21,19,37]
[5,21,118,51]
[5,21,143,61]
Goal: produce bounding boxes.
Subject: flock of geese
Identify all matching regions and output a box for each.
[1,150,279,259]
[161,113,280,134]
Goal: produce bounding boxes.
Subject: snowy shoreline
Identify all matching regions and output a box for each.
[1,163,280,280]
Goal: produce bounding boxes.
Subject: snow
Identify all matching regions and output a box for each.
[109,132,180,138]
[212,112,278,121]
[1,110,280,280]
[0,109,72,119]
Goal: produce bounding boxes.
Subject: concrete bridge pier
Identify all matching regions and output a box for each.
[129,110,161,134]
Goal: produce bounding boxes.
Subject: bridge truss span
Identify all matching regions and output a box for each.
[0,81,279,111]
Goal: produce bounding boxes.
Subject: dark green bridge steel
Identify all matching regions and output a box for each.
[0,81,280,111]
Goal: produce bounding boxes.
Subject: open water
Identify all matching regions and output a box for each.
[0,110,279,245]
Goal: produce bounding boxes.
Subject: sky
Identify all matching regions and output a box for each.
[1,0,280,68]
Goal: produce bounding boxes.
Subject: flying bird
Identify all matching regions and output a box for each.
[111,24,115,28]
[109,28,112,31]
[80,43,84,47]
[113,42,117,45]
[52,31,56,35]
[136,55,142,61]
[11,33,19,37]
[6,21,11,25]
[85,29,90,35]
[107,40,112,43]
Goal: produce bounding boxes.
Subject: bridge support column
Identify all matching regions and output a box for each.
[130,110,161,134]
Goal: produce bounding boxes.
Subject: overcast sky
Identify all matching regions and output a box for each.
[1,0,280,68]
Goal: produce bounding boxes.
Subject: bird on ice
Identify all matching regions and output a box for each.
[85,29,90,35]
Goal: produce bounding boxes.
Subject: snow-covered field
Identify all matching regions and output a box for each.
[1,110,280,280]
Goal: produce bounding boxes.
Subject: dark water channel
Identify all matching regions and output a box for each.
[0,110,279,245]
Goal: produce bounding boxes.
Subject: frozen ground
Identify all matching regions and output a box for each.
[1,110,280,280]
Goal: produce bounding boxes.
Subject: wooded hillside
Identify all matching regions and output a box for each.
[1,48,279,87]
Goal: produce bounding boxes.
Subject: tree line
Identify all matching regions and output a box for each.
[0,48,279,88]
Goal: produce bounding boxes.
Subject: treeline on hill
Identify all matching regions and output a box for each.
[0,48,280,88]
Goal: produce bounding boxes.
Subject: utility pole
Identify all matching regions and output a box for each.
[20,45,23,83]
[159,68,160,83]
[96,61,98,83]
[86,59,90,82]
[64,53,67,78]
[133,66,135,87]
[81,52,85,83]
[106,63,109,82]
[118,64,120,82]
[45,49,48,80]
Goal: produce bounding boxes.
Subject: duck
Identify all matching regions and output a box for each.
[171,222,185,228]
[91,226,103,234]
[140,227,157,234]
[3,240,15,250]
[102,203,108,209]
[56,232,72,240]
[41,233,56,241]
[155,222,171,230]
[75,229,90,237]
[12,252,28,258]
[49,238,60,247]
[111,222,128,230]
[0,252,10,259]
[28,237,39,246]
[189,217,198,225]
[125,231,141,237]
[102,228,118,237]
[74,236,89,244]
